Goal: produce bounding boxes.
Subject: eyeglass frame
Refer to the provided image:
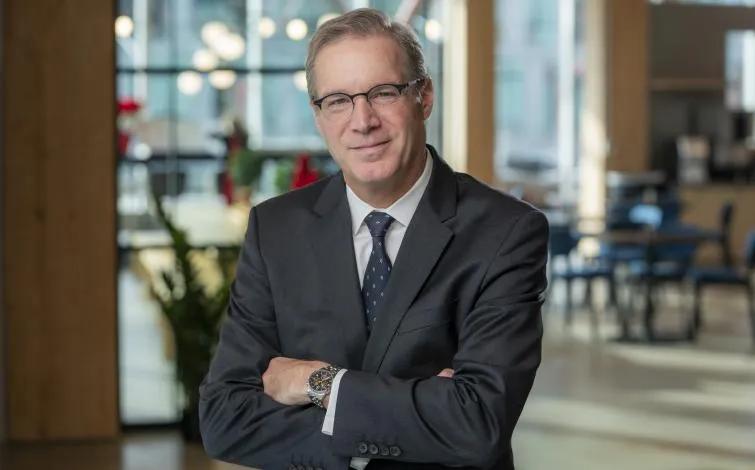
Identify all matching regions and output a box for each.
[311,78,425,120]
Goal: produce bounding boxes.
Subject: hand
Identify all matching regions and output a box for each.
[437,368,454,378]
[263,357,328,406]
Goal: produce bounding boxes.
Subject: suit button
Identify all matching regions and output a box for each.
[389,445,402,457]
[358,442,369,454]
[379,444,390,456]
[369,444,379,455]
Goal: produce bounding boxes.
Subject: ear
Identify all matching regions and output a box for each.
[419,77,434,120]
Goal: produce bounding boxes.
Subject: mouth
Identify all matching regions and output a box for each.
[351,140,390,151]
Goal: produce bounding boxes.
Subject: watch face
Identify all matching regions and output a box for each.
[308,368,334,394]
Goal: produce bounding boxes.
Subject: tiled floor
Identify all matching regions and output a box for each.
[517,283,755,469]
[16,264,752,468]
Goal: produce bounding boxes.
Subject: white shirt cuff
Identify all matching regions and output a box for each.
[321,368,347,436]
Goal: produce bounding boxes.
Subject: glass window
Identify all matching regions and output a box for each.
[495,0,583,179]
[528,0,558,47]
[497,60,525,133]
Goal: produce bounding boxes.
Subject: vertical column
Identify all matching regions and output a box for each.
[606,0,649,173]
[558,0,577,200]
[442,0,495,184]
[579,0,649,222]
[245,0,264,145]
[0,0,5,444]
[579,0,608,222]
[742,32,755,110]
[2,0,118,439]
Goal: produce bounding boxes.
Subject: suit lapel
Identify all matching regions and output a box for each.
[311,174,368,369]
[361,147,457,373]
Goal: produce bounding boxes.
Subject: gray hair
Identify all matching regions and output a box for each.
[305,8,429,99]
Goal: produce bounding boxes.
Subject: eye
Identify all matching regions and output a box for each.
[370,86,401,104]
[322,96,352,112]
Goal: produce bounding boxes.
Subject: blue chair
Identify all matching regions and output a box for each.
[620,223,703,338]
[627,223,701,278]
[548,224,616,332]
[628,204,663,229]
[687,229,755,350]
[598,204,663,265]
[694,201,735,267]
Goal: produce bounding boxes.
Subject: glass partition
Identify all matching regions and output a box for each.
[494,0,584,204]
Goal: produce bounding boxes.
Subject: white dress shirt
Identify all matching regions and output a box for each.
[321,151,433,469]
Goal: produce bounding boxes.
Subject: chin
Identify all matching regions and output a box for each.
[352,159,399,184]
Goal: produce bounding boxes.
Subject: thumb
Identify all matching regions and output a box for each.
[437,368,454,378]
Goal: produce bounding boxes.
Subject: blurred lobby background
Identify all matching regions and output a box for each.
[2,0,755,469]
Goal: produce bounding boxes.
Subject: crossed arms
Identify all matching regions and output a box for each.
[198,208,549,469]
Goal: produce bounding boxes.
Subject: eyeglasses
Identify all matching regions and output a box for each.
[312,78,424,122]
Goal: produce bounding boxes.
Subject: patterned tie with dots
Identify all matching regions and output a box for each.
[362,211,395,330]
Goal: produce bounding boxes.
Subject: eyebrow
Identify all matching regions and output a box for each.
[316,88,346,99]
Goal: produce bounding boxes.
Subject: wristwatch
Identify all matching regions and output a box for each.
[307,365,342,408]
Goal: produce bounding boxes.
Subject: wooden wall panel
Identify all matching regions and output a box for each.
[2,0,118,440]
[442,0,494,184]
[580,0,649,221]
[606,0,649,173]
[464,0,495,183]
[679,186,755,265]
[0,0,5,444]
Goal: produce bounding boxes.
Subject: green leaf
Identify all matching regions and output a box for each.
[148,191,241,410]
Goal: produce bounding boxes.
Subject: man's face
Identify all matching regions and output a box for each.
[311,35,433,198]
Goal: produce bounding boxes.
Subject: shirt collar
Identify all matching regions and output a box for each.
[346,149,433,235]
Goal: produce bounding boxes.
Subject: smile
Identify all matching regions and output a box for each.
[352,140,389,151]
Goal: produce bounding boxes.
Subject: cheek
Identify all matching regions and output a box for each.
[318,123,347,147]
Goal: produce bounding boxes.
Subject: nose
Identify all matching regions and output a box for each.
[349,95,379,134]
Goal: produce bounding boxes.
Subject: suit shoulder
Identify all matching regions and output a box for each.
[253,174,334,217]
[454,172,546,223]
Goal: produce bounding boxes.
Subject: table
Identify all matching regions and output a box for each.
[596,229,710,343]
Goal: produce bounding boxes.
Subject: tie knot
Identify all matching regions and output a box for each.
[364,211,394,238]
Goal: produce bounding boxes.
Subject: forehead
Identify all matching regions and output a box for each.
[313,35,405,96]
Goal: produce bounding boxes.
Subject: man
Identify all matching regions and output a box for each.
[199,8,549,470]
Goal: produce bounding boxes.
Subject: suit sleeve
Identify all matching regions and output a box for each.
[330,210,549,468]
[198,207,349,470]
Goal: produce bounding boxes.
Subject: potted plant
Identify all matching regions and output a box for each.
[149,194,240,442]
[229,145,265,202]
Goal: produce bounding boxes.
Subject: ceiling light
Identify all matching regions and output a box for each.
[177,71,203,95]
[425,19,442,43]
[192,49,219,71]
[259,17,276,38]
[201,21,228,45]
[209,70,237,90]
[286,19,308,41]
[293,71,308,92]
[212,33,245,61]
[115,15,134,38]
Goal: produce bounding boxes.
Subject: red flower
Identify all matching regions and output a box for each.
[118,98,142,114]
[291,154,320,189]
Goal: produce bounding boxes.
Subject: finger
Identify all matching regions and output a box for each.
[437,368,454,377]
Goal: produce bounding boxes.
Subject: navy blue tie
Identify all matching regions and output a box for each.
[362,211,394,329]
